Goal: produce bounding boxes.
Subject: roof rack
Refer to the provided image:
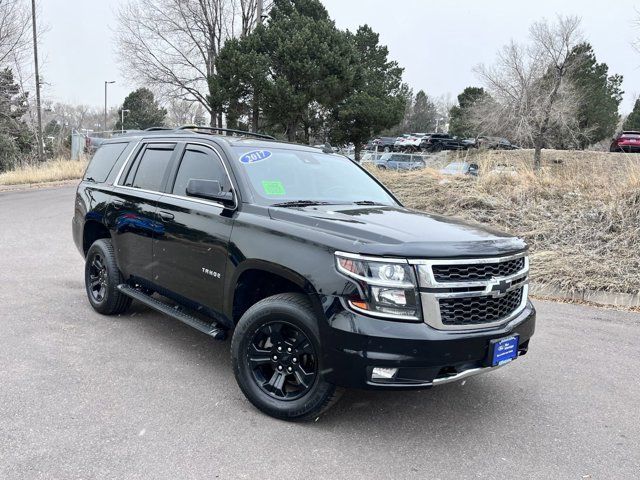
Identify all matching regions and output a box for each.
[176,125,276,140]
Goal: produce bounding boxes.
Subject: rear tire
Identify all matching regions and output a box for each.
[85,238,132,315]
[231,293,342,421]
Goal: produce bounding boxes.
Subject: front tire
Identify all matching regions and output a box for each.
[231,293,342,421]
[85,238,132,315]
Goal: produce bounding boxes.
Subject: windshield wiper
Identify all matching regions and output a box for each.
[353,200,386,206]
[271,200,331,207]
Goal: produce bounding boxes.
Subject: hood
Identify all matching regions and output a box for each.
[268,204,526,258]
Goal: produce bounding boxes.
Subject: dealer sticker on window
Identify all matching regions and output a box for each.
[240,150,272,164]
[261,180,286,195]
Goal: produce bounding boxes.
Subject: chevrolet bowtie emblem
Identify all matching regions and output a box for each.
[488,278,512,297]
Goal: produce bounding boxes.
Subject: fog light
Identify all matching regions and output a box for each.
[371,367,398,380]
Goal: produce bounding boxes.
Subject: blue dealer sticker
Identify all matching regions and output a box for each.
[239,150,272,164]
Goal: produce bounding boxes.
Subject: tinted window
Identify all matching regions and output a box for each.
[172,146,229,196]
[126,146,174,191]
[84,143,128,183]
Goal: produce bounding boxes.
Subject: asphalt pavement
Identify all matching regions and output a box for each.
[1,185,639,479]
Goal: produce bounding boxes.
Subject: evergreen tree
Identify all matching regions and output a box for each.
[623,99,640,131]
[407,90,437,133]
[114,88,167,131]
[449,87,487,138]
[331,25,406,160]
[0,68,32,171]
[568,43,623,147]
[215,0,357,141]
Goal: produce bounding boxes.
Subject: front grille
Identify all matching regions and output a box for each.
[432,257,525,283]
[439,288,524,326]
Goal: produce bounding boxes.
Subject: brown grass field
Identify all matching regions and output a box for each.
[370,149,640,294]
[0,158,87,186]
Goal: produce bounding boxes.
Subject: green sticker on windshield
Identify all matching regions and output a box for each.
[261,180,286,195]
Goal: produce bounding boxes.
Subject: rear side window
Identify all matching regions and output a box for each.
[83,143,128,183]
[124,145,175,191]
[172,145,230,197]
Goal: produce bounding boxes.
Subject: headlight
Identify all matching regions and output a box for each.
[335,252,420,320]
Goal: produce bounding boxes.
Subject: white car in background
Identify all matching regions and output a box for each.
[395,133,428,152]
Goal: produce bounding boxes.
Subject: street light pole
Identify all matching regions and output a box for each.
[121,109,130,133]
[31,0,44,162]
[104,81,115,133]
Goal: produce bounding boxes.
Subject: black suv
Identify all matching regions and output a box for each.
[420,134,472,152]
[72,126,535,421]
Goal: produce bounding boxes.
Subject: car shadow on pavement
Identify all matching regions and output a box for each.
[109,302,525,432]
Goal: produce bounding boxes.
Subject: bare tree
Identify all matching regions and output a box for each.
[473,16,584,168]
[116,0,270,127]
[0,0,30,67]
[165,97,206,126]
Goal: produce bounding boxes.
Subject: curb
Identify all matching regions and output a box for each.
[0,179,80,193]
[531,284,640,308]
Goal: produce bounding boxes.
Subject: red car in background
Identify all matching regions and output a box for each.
[610,131,640,152]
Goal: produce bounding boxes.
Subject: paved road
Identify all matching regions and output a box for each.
[1,186,639,480]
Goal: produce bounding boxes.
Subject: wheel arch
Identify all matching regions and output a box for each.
[227,260,322,325]
[82,220,111,256]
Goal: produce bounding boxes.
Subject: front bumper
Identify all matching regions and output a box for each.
[319,299,535,389]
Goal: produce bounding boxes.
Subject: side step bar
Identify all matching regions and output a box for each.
[117,284,227,340]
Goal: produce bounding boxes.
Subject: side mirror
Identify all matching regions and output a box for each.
[186,179,234,205]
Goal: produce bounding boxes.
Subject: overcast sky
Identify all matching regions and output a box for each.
[40,0,640,112]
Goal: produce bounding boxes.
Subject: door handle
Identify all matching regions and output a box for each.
[112,199,125,206]
[158,211,174,221]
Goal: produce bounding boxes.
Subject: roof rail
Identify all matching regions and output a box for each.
[176,125,276,140]
[144,127,173,131]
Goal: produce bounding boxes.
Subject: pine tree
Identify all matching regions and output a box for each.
[0,68,32,171]
[331,25,406,160]
[623,99,640,131]
[407,90,438,133]
[114,88,167,131]
[449,87,488,138]
[568,43,623,147]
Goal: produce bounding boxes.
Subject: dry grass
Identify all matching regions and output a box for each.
[369,149,640,294]
[0,158,87,186]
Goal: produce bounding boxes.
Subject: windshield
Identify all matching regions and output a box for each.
[443,162,467,173]
[232,146,397,206]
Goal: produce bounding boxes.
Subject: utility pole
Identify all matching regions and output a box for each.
[251,0,264,132]
[257,0,263,25]
[104,81,115,133]
[121,109,130,133]
[31,0,44,162]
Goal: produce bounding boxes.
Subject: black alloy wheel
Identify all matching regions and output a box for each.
[231,293,342,420]
[88,252,108,303]
[84,238,132,315]
[247,321,317,400]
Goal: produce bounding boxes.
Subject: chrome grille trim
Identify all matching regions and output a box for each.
[411,253,529,331]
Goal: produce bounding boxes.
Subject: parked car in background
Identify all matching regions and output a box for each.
[488,164,518,176]
[476,136,520,150]
[420,134,471,152]
[375,153,426,170]
[610,131,640,153]
[393,134,411,151]
[394,133,428,152]
[371,137,397,152]
[440,162,479,176]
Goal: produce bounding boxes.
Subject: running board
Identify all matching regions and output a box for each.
[117,284,227,340]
